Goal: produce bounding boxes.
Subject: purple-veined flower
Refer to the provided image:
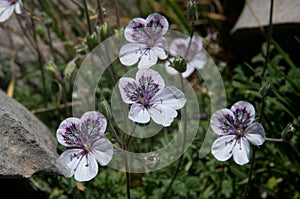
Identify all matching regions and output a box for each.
[56,111,113,182]
[0,0,22,22]
[165,35,207,78]
[118,68,186,127]
[210,101,265,165]
[119,13,169,69]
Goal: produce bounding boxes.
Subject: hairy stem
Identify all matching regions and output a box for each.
[124,124,137,199]
[83,0,92,34]
[96,0,104,25]
[242,1,274,198]
[162,19,193,197]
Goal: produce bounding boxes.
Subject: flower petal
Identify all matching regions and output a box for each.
[74,153,98,182]
[169,38,187,57]
[211,134,235,161]
[189,51,207,70]
[136,68,165,93]
[0,4,14,22]
[233,137,250,165]
[124,17,146,43]
[119,43,147,66]
[56,149,81,178]
[153,86,186,110]
[80,111,107,140]
[138,48,158,68]
[128,103,150,123]
[91,138,114,166]
[244,122,265,146]
[56,117,81,147]
[210,109,236,135]
[182,64,195,78]
[231,101,255,128]
[15,1,22,14]
[145,13,169,39]
[154,37,168,59]
[148,105,178,127]
[118,77,140,103]
[165,58,179,76]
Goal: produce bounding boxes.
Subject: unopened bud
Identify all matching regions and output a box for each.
[46,61,61,80]
[86,32,99,50]
[98,99,112,119]
[64,61,77,80]
[97,22,110,41]
[259,82,272,97]
[281,123,295,141]
[187,0,198,21]
[75,44,88,54]
[171,56,187,73]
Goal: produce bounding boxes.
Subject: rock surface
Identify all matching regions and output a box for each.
[231,0,300,33]
[0,89,59,178]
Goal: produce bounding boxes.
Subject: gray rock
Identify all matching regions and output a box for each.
[0,89,59,178]
[231,0,300,33]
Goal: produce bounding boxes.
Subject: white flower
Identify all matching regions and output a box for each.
[210,101,265,165]
[56,111,113,182]
[165,36,207,78]
[118,68,186,127]
[119,13,169,69]
[0,0,22,22]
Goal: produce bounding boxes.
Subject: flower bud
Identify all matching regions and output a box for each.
[64,61,77,80]
[281,123,295,141]
[75,44,88,55]
[46,61,61,80]
[171,56,187,73]
[86,32,99,50]
[98,99,112,119]
[187,0,198,21]
[96,22,110,41]
[259,82,272,97]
